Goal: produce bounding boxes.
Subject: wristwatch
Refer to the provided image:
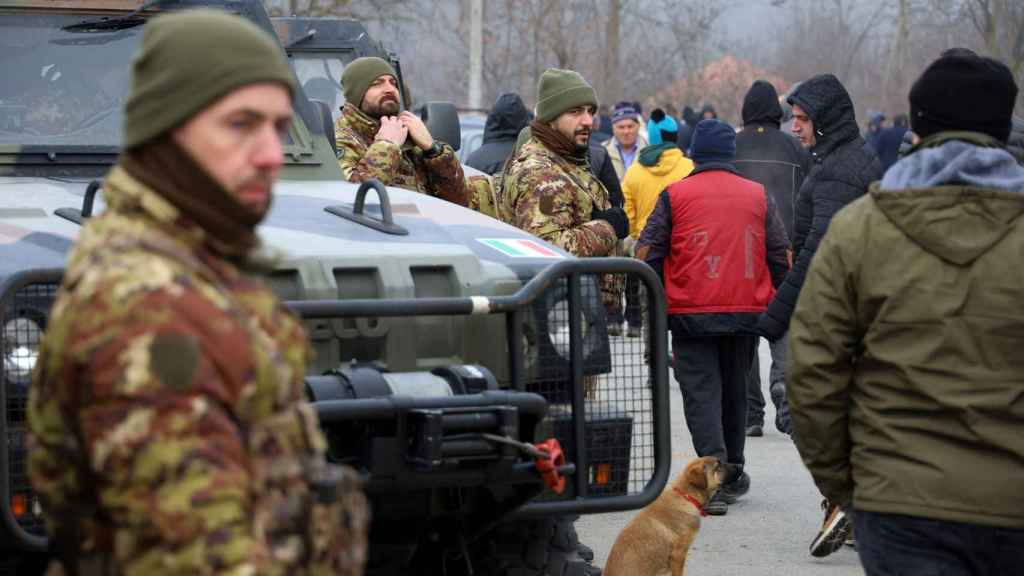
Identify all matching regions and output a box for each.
[422,141,443,159]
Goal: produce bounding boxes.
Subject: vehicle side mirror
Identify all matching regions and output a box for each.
[418,102,461,151]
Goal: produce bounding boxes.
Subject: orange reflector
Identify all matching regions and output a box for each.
[594,463,611,486]
[11,494,27,517]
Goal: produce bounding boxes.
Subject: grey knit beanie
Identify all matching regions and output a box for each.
[123,9,296,149]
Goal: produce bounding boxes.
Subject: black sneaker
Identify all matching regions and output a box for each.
[607,323,622,337]
[746,423,764,437]
[577,542,595,563]
[705,491,728,516]
[718,471,750,504]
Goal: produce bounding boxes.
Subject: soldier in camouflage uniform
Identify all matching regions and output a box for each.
[500,69,630,399]
[500,68,628,256]
[334,57,469,207]
[27,10,367,576]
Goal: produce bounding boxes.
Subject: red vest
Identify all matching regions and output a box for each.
[664,169,775,315]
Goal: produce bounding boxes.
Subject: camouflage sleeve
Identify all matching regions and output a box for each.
[509,169,617,257]
[466,174,499,219]
[66,291,283,575]
[421,143,468,206]
[337,132,404,184]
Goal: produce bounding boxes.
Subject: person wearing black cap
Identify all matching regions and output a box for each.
[636,119,789,516]
[734,79,810,438]
[788,52,1024,574]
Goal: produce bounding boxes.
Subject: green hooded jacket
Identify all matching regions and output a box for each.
[788,132,1024,529]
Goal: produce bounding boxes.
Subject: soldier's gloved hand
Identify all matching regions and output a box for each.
[375,116,408,146]
[592,207,629,239]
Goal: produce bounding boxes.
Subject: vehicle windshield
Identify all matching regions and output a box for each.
[290,54,353,123]
[0,12,141,147]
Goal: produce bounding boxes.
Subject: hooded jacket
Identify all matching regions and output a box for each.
[758,75,883,338]
[735,80,811,239]
[622,144,694,239]
[788,133,1024,529]
[466,93,532,175]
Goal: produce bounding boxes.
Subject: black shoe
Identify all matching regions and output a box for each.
[718,471,750,504]
[577,542,595,563]
[627,325,641,338]
[607,323,622,337]
[746,424,764,437]
[705,491,728,516]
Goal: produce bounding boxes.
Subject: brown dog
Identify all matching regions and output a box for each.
[603,456,724,576]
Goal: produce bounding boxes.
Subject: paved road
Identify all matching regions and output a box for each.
[578,340,865,575]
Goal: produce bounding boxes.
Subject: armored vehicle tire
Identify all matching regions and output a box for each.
[471,516,600,576]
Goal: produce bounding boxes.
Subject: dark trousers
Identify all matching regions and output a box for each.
[854,510,1024,576]
[746,333,790,429]
[672,333,756,473]
[624,274,642,327]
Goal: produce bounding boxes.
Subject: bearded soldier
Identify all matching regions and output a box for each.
[501,68,628,256]
[27,10,367,576]
[334,56,468,207]
[501,69,629,353]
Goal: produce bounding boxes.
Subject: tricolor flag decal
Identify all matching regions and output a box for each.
[478,238,565,259]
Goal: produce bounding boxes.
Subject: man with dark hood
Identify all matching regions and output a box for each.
[789,51,1024,574]
[334,56,467,206]
[27,10,367,575]
[466,92,532,175]
[734,79,809,438]
[637,119,789,516]
[756,73,883,558]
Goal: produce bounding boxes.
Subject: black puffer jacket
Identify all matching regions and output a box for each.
[466,93,531,175]
[758,74,883,338]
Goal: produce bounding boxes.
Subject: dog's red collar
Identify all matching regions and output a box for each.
[673,486,706,517]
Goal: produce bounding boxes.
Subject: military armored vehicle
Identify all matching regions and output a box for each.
[0,1,671,574]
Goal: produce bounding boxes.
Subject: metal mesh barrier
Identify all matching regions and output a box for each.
[523,270,658,501]
[3,281,57,538]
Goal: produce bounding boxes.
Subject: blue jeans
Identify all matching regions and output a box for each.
[854,510,1024,576]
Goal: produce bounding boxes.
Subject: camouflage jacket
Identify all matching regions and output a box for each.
[334,103,467,206]
[499,137,617,257]
[27,167,367,576]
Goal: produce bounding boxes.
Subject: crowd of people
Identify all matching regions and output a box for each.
[23,6,1023,575]
[456,49,1024,574]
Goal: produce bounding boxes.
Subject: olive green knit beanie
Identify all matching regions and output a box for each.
[535,68,598,123]
[123,9,296,149]
[342,57,398,108]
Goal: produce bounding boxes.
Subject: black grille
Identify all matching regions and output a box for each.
[4,282,57,537]
[526,271,656,499]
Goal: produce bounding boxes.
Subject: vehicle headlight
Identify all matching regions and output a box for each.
[546,299,588,359]
[4,316,42,381]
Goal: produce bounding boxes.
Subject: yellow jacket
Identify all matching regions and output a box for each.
[622,146,694,238]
